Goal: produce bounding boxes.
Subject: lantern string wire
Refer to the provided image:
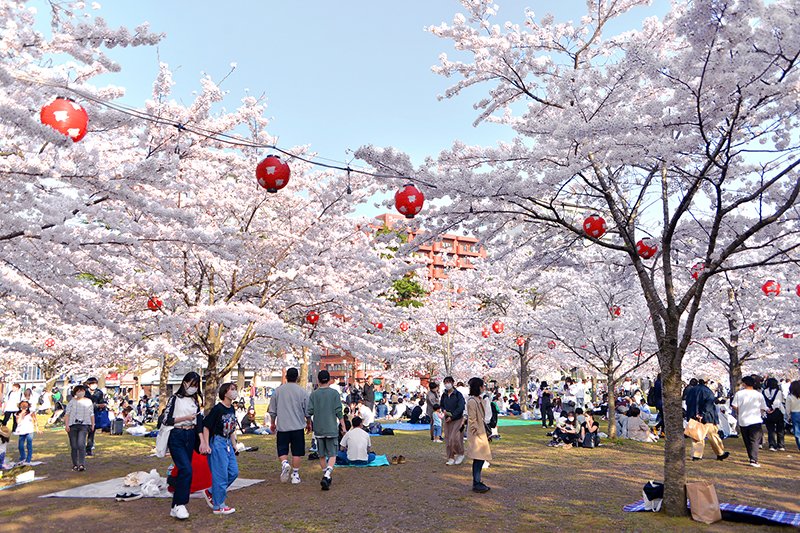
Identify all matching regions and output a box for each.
[17,75,437,189]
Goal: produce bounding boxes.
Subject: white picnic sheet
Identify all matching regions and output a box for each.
[40,476,264,498]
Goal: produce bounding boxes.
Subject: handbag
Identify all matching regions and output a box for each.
[686,481,722,524]
[683,418,705,442]
[155,424,173,458]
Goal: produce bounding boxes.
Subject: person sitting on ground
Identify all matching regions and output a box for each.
[375,398,388,419]
[579,412,600,448]
[548,411,579,447]
[625,406,658,442]
[409,400,424,424]
[241,407,270,435]
[390,398,407,420]
[356,399,375,427]
[336,416,376,466]
[508,398,521,416]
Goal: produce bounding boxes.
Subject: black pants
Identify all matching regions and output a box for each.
[541,406,554,427]
[765,417,785,449]
[2,411,18,432]
[86,427,96,454]
[740,423,763,463]
[472,459,484,486]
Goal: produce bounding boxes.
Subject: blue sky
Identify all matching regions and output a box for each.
[39,0,669,215]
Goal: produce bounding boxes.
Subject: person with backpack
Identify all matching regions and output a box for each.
[466,377,491,493]
[762,377,785,451]
[687,379,729,461]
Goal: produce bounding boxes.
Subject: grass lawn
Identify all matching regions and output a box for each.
[2,420,798,532]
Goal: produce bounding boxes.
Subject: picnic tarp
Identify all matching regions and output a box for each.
[40,476,263,499]
[624,499,800,527]
[334,454,391,468]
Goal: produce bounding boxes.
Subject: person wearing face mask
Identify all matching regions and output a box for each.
[200,382,239,515]
[440,376,466,465]
[466,377,491,493]
[63,385,95,471]
[83,377,107,457]
[163,372,205,520]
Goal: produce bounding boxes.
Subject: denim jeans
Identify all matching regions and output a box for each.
[18,433,33,463]
[208,436,238,510]
[792,412,800,451]
[433,425,442,439]
[68,424,90,467]
[167,428,195,507]
[335,450,376,465]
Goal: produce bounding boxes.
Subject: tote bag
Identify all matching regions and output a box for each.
[686,481,722,524]
[155,424,173,458]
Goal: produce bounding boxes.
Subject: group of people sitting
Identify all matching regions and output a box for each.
[546,408,601,448]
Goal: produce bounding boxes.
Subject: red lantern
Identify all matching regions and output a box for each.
[255,155,291,193]
[761,280,781,297]
[583,214,607,238]
[147,297,163,312]
[44,338,55,348]
[784,332,794,339]
[436,322,449,336]
[481,328,490,339]
[492,320,504,334]
[394,183,425,219]
[399,321,409,332]
[516,336,525,346]
[793,358,799,364]
[748,323,758,332]
[690,263,705,280]
[372,322,384,330]
[306,310,320,325]
[40,97,89,142]
[609,305,622,317]
[547,340,556,350]
[635,237,658,259]
[796,284,800,298]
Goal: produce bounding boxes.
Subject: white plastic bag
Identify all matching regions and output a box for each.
[154,425,173,458]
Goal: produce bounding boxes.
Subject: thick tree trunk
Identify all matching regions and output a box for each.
[236,362,246,391]
[159,355,177,411]
[203,351,219,411]
[519,348,529,412]
[299,346,310,390]
[606,374,618,438]
[661,366,688,516]
[729,362,742,399]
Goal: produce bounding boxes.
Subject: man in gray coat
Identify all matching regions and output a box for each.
[269,368,310,484]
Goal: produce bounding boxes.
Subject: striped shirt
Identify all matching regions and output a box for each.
[65,398,95,426]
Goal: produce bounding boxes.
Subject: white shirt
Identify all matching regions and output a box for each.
[358,404,375,426]
[731,389,766,427]
[4,389,22,412]
[781,381,790,399]
[15,412,35,435]
[340,427,371,462]
[574,383,585,399]
[172,396,198,427]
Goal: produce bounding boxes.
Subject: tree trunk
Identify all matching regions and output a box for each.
[661,365,688,516]
[299,346,310,390]
[203,350,220,411]
[236,362,246,391]
[606,374,618,438]
[519,348,529,412]
[158,354,177,411]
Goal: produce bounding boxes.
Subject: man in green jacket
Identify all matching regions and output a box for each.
[308,370,344,491]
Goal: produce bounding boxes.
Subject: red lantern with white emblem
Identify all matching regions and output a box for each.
[761,280,781,297]
[516,336,525,346]
[256,155,291,193]
[609,305,621,317]
[635,238,658,259]
[394,183,425,219]
[784,332,794,339]
[306,310,320,325]
[40,97,89,142]
[147,297,163,312]
[492,321,504,334]
[547,340,556,350]
[690,263,705,280]
[399,321,409,332]
[583,214,607,238]
[436,322,449,336]
[481,328,490,338]
[44,338,55,348]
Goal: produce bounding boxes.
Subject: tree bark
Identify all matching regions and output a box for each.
[518,347,529,412]
[159,354,177,411]
[606,374,618,438]
[661,365,688,516]
[729,361,742,399]
[299,346,310,390]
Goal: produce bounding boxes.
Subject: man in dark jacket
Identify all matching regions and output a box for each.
[362,376,375,411]
[648,374,663,434]
[688,379,729,461]
[439,376,465,465]
[84,376,107,456]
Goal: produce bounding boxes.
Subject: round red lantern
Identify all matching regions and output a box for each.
[761,280,781,297]
[793,358,799,364]
[44,338,55,348]
[372,322,384,330]
[481,328,490,339]
[784,332,794,339]
[796,284,800,298]
[690,263,705,280]
[547,340,556,350]
[635,237,658,259]
[748,323,758,332]
[255,155,291,193]
[40,97,89,142]
[394,183,425,219]
[147,297,163,312]
[609,305,621,317]
[399,321,409,332]
[492,320,504,334]
[516,336,525,346]
[436,321,449,336]
[583,214,607,238]
[306,310,320,325]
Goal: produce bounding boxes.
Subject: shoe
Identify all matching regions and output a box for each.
[445,458,455,465]
[78,465,85,471]
[397,455,406,464]
[749,461,761,468]
[473,483,490,493]
[115,492,143,502]
[213,506,236,515]
[769,447,776,452]
[291,473,301,485]
[692,457,702,461]
[717,452,730,461]
[390,455,399,465]
[320,476,331,491]
[203,489,213,508]
[454,454,465,465]
[170,505,189,520]
[779,447,786,451]
[758,444,762,449]
[86,451,93,457]
[72,465,79,471]
[280,461,291,483]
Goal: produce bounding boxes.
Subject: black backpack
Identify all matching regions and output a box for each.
[489,401,499,429]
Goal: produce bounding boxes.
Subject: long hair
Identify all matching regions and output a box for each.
[789,380,800,400]
[764,377,779,391]
[175,372,203,406]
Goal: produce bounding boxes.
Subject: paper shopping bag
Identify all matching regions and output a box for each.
[686,481,722,524]
[683,419,705,442]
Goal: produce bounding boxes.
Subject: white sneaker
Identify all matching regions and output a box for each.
[445,458,455,465]
[170,505,189,520]
[749,461,761,468]
[291,472,301,485]
[280,461,291,483]
[454,454,465,465]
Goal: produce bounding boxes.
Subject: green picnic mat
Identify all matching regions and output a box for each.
[496,418,538,427]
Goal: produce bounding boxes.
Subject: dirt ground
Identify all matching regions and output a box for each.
[2,423,799,532]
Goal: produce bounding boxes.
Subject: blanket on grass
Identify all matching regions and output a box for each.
[624,499,800,527]
[40,477,263,499]
[334,455,391,468]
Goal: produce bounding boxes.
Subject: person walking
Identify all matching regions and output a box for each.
[164,372,205,520]
[14,400,38,465]
[2,383,22,432]
[466,377,491,493]
[786,380,800,451]
[688,380,729,461]
[440,376,465,465]
[425,382,440,441]
[268,367,309,485]
[84,377,107,457]
[731,376,767,467]
[63,385,95,471]
[201,382,239,515]
[648,374,664,436]
[762,377,785,451]
[539,381,554,428]
[308,370,345,491]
